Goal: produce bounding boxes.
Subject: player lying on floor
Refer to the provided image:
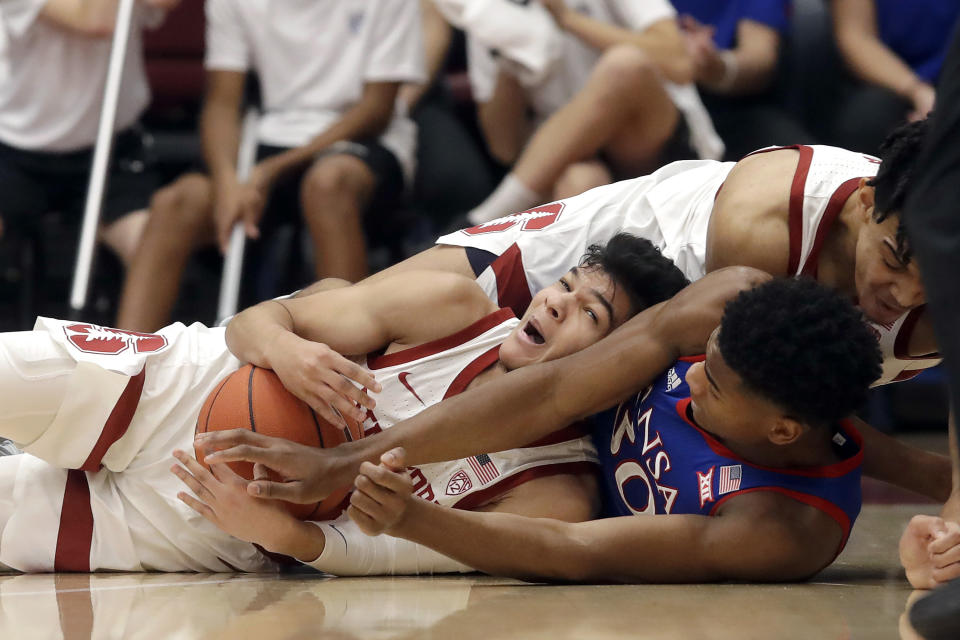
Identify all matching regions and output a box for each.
[0,234,684,572]
[196,122,953,506]
[338,276,881,582]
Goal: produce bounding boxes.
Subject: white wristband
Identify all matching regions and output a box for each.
[307,518,474,576]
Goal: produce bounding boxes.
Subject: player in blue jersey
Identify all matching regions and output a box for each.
[342,275,882,582]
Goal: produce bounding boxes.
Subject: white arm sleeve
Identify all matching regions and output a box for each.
[306,517,474,576]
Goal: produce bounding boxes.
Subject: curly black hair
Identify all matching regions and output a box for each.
[717,278,882,428]
[580,233,689,319]
[867,117,931,263]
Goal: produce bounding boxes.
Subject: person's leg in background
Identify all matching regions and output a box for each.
[114,174,216,332]
[300,142,404,283]
[467,45,681,225]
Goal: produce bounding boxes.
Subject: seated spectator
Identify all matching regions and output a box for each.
[0,0,175,265]
[399,1,497,234]
[673,0,818,160]
[832,0,960,155]
[439,0,722,227]
[116,0,425,332]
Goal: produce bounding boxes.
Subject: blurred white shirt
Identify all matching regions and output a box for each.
[0,0,160,152]
[205,0,426,183]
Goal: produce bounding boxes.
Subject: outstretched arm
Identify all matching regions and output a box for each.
[200,267,767,502]
[349,449,839,583]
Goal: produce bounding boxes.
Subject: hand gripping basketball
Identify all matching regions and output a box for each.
[266,332,381,429]
[196,428,357,505]
[195,365,364,518]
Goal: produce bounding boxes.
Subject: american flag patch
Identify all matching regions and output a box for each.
[468,454,501,484]
[718,465,742,495]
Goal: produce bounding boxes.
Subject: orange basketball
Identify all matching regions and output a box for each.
[195,364,363,520]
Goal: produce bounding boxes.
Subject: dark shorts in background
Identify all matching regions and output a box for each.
[255,138,405,234]
[0,127,162,233]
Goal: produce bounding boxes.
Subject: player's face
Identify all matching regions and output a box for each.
[499,266,630,370]
[854,213,926,326]
[684,329,783,445]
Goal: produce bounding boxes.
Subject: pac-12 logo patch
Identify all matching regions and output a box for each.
[445,470,473,496]
[64,324,168,355]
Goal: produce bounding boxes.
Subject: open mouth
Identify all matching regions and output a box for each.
[523,321,545,345]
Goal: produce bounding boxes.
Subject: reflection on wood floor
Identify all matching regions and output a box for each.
[0,504,938,640]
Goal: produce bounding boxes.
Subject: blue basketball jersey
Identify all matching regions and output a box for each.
[591,357,863,551]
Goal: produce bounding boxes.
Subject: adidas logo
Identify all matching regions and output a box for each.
[665,367,681,392]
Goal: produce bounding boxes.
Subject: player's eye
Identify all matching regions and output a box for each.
[883,241,907,272]
[559,278,571,291]
[586,308,598,324]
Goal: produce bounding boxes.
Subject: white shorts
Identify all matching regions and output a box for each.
[0,319,274,572]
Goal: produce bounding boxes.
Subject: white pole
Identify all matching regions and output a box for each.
[69,0,137,315]
[216,108,260,323]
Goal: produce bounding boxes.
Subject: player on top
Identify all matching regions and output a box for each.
[0,234,685,572]
[428,119,938,387]
[344,277,881,583]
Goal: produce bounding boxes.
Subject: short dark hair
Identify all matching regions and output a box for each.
[867,117,930,263]
[580,232,689,319]
[718,278,882,428]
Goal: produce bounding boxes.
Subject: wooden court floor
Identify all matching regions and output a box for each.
[0,434,949,640]
[0,504,938,639]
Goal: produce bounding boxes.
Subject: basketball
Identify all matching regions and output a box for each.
[195,363,364,520]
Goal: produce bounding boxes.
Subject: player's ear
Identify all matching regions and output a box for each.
[857,178,876,219]
[768,416,805,446]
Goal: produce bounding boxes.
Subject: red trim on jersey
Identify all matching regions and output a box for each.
[708,486,853,555]
[444,346,502,399]
[893,306,942,360]
[527,421,590,447]
[366,309,515,370]
[79,369,145,471]
[799,178,861,278]
[891,369,924,383]
[677,354,706,363]
[675,398,864,478]
[787,145,814,275]
[491,243,534,318]
[452,461,597,510]
[54,470,93,572]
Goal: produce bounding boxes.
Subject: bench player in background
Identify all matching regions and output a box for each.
[0,0,177,265]
[116,0,425,332]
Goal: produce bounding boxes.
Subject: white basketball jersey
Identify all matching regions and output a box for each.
[437,146,941,386]
[752,144,942,385]
[0,312,597,572]
[362,308,598,508]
